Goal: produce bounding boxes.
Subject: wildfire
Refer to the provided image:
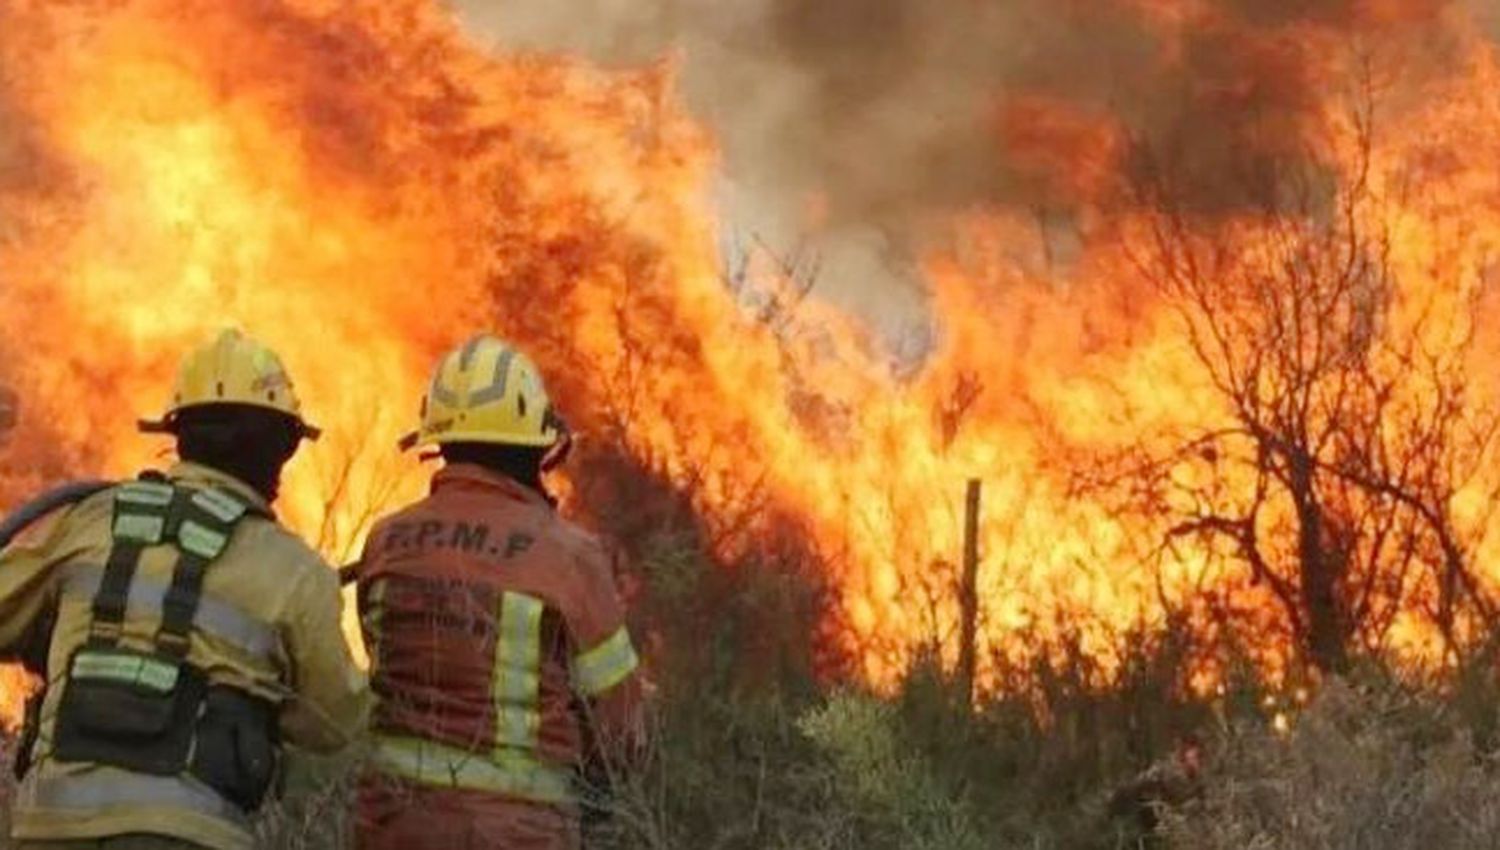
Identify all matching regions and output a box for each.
[2,0,1500,723]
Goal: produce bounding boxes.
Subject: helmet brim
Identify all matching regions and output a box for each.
[139,407,322,441]
[398,430,561,453]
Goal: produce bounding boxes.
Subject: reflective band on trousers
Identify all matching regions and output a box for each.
[24,768,249,827]
[493,592,543,749]
[574,626,639,696]
[372,735,575,804]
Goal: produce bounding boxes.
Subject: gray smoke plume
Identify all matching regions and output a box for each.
[418,2,1488,333]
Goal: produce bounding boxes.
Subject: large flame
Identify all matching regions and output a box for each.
[2,0,1500,725]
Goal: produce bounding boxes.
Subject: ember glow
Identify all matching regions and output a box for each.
[3,0,1500,723]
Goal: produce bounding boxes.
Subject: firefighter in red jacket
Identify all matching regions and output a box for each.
[353,335,644,850]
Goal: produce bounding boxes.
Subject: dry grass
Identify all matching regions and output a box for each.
[253,750,361,850]
[1164,676,1500,850]
[7,538,1500,849]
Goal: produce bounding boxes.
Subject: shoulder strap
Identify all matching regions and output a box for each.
[88,473,267,659]
[154,486,258,659]
[89,477,176,647]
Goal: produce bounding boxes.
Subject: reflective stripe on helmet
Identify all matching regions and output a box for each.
[61,564,278,661]
[23,767,250,827]
[573,626,639,697]
[492,592,543,749]
[468,347,516,406]
[404,335,561,450]
[371,735,575,805]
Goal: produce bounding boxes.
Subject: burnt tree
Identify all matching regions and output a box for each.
[1105,104,1500,675]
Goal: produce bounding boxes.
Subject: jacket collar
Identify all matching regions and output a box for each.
[432,463,549,509]
[168,461,273,515]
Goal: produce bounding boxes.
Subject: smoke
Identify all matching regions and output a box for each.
[456,0,1028,333]
[0,17,75,502]
[455,0,1482,330]
[1477,0,1500,38]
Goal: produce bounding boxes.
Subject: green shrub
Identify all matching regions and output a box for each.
[797,691,986,850]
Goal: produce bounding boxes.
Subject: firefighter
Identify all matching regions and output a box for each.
[353,335,644,850]
[0,329,369,850]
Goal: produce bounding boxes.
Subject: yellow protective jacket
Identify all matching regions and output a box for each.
[0,462,370,850]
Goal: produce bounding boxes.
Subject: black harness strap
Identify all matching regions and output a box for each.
[47,472,284,808]
[156,488,259,659]
[157,548,213,660]
[89,542,148,643]
[87,474,265,656]
[89,477,175,647]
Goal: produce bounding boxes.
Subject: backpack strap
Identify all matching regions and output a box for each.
[89,477,176,647]
[155,487,256,660]
[88,473,267,658]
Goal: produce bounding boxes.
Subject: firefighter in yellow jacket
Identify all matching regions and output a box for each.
[0,329,369,850]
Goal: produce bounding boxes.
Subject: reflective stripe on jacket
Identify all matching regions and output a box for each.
[0,462,371,850]
[354,464,643,820]
[371,735,574,803]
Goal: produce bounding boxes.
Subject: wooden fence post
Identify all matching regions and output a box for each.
[958,479,982,704]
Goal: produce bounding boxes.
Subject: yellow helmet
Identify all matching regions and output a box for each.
[402,335,563,450]
[139,328,320,439]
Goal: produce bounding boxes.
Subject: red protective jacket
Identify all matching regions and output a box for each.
[353,464,643,850]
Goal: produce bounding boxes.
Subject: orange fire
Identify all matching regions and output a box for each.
[2,0,1499,721]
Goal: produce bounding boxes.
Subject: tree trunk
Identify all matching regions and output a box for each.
[1290,455,1350,673]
